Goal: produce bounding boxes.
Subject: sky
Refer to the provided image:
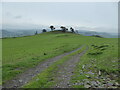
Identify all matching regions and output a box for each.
[1,2,118,33]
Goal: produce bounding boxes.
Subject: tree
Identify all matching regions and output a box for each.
[66,28,68,32]
[42,29,47,32]
[75,30,79,34]
[70,27,75,33]
[50,25,55,31]
[35,31,38,35]
[60,26,67,32]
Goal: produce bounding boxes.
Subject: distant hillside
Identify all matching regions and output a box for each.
[0,29,118,38]
[1,29,42,38]
[77,30,118,38]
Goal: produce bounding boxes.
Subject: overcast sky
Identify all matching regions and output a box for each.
[1,2,118,33]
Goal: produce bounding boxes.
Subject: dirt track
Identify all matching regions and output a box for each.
[3,46,84,88]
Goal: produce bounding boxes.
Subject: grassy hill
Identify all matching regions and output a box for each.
[2,31,119,88]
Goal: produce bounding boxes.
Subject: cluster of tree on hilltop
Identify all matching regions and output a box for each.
[41,25,78,33]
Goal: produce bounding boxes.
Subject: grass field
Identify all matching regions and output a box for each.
[2,31,119,88]
[3,31,84,83]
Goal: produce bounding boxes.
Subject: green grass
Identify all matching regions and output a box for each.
[2,31,118,87]
[23,45,86,88]
[2,32,85,83]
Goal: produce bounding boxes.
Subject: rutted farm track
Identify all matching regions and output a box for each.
[53,47,88,88]
[3,46,87,88]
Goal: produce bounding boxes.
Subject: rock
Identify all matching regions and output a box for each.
[35,70,39,72]
[64,76,67,78]
[96,81,101,85]
[85,75,91,78]
[102,81,107,84]
[77,82,84,85]
[56,85,60,88]
[29,74,33,76]
[14,85,18,88]
[86,81,90,84]
[112,65,115,67]
[19,80,23,83]
[80,72,83,74]
[100,84,105,88]
[91,81,97,86]
[55,84,58,87]
[98,70,101,76]
[0,85,2,90]
[95,77,99,79]
[106,78,111,81]
[87,71,94,75]
[73,83,78,85]
[112,61,115,62]
[68,84,71,87]
[25,81,27,84]
[12,80,16,82]
[84,85,91,88]
[115,82,119,86]
[103,78,106,81]
[83,79,88,82]
[36,79,39,81]
[73,83,76,85]
[100,76,104,79]
[67,83,69,86]
[74,83,78,85]
[111,86,118,88]
[76,80,80,83]
[107,82,113,86]
[113,75,118,78]
[82,65,85,69]
[79,70,83,72]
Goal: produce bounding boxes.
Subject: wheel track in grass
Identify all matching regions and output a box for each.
[3,45,84,88]
[53,46,88,88]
